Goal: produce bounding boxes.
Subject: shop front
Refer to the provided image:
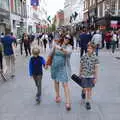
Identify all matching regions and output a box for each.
[0,8,10,34]
[96,16,120,30]
[88,8,97,29]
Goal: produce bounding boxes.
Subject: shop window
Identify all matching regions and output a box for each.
[97,5,100,18]
[93,0,95,5]
[0,0,9,11]
[99,3,103,17]
[90,0,92,6]
[110,0,116,15]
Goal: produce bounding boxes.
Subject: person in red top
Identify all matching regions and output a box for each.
[105,31,112,49]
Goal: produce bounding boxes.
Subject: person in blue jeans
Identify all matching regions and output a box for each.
[29,47,46,103]
[91,30,102,56]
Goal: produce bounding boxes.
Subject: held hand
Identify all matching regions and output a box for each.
[44,64,48,69]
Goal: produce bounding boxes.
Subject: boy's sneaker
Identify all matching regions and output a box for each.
[81,90,85,99]
[36,96,41,104]
[85,102,91,110]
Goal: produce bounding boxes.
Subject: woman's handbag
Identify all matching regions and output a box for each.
[71,74,82,87]
[46,48,55,66]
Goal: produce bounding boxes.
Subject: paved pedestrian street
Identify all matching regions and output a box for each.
[0,49,120,120]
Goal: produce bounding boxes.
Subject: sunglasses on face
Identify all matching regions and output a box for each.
[65,37,71,40]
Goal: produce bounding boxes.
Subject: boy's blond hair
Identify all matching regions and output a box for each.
[32,47,40,56]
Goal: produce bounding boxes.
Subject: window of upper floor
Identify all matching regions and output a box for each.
[84,0,88,10]
[0,0,9,11]
[90,0,92,7]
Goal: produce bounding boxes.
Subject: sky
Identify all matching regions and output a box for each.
[47,0,65,18]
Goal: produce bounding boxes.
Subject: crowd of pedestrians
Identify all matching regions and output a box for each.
[0,28,120,111]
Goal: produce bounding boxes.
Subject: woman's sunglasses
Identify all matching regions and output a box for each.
[65,37,71,40]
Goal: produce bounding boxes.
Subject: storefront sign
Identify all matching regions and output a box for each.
[36,25,48,29]
[110,20,118,28]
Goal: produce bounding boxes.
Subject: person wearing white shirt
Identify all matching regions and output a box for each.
[91,30,102,56]
[41,33,48,52]
[111,32,117,53]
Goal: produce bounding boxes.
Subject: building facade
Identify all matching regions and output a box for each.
[0,0,10,34]
[0,0,48,37]
[55,10,64,28]
[83,0,120,29]
[10,0,27,39]
[64,0,84,25]
[64,0,73,25]
[27,0,48,33]
[96,0,120,29]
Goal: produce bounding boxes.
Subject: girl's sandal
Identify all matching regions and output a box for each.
[55,96,61,103]
[65,103,71,111]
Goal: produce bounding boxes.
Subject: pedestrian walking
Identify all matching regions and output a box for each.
[111,31,117,53]
[29,47,46,103]
[1,32,16,78]
[36,32,40,46]
[75,31,80,50]
[105,31,112,49]
[20,33,24,55]
[48,32,53,49]
[91,30,102,56]
[42,33,48,52]
[22,33,31,56]
[79,29,90,57]
[30,32,35,43]
[79,42,99,110]
[116,31,119,48]
[46,34,72,111]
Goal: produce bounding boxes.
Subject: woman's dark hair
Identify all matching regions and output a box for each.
[59,33,65,45]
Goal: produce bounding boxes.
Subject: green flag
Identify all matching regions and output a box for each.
[47,16,51,23]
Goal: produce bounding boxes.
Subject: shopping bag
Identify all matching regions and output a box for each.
[71,74,82,87]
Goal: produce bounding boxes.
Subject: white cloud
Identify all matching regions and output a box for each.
[47,0,65,18]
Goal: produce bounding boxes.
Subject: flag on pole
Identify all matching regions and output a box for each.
[31,0,39,6]
[47,16,51,23]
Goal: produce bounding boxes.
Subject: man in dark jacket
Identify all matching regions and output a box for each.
[79,30,90,57]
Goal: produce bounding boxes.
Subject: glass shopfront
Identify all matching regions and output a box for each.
[0,0,9,11]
